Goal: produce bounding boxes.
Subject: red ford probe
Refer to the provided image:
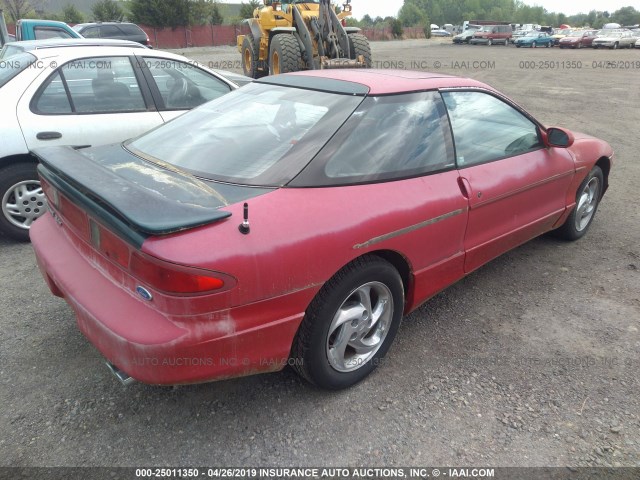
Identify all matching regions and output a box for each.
[30,70,613,390]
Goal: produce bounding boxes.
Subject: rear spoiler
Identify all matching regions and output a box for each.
[33,146,231,243]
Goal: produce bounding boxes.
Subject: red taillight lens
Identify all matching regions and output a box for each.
[90,220,130,268]
[40,178,58,208]
[130,251,233,295]
[60,195,89,236]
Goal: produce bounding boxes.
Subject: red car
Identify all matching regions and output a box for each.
[558,30,598,48]
[31,70,613,390]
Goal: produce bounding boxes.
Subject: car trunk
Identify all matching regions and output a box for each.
[32,144,271,298]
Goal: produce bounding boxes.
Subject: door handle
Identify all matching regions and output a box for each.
[36,131,62,140]
[457,177,471,199]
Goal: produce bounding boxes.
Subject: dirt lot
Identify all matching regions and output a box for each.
[1,40,639,468]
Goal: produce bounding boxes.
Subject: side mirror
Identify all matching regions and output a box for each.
[545,127,575,148]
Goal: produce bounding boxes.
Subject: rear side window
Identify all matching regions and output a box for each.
[120,24,145,36]
[0,52,36,88]
[32,71,72,113]
[295,91,454,186]
[34,27,73,39]
[31,57,147,114]
[81,27,100,38]
[100,25,123,37]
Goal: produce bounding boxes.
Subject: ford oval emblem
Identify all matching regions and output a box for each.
[136,286,153,301]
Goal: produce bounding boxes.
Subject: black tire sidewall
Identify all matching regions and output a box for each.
[269,34,300,75]
[0,162,40,242]
[241,35,257,78]
[300,258,403,390]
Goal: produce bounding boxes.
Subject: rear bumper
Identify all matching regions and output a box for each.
[31,214,309,385]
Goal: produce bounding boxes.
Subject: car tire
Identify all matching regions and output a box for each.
[269,34,302,75]
[0,162,45,242]
[553,166,604,241]
[291,256,404,390]
[516,44,520,48]
[348,33,372,68]
[241,34,265,79]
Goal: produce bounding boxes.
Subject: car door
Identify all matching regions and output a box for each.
[18,55,164,150]
[441,90,576,273]
[136,54,234,123]
[291,91,469,305]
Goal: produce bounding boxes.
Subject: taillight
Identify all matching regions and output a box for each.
[130,251,234,295]
[40,178,58,208]
[90,219,130,268]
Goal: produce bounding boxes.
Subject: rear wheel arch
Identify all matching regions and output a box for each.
[0,154,37,169]
[367,250,412,303]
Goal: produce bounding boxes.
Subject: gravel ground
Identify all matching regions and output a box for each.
[1,39,639,468]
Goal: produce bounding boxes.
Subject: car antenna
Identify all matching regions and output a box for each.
[238,203,250,234]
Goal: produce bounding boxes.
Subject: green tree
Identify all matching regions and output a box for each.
[239,0,260,19]
[398,3,426,27]
[390,18,403,38]
[92,0,124,22]
[422,17,431,39]
[128,0,173,28]
[2,0,37,21]
[360,14,373,27]
[62,3,84,23]
[612,6,640,26]
[210,1,223,25]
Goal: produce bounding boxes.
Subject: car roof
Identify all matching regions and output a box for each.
[269,69,492,95]
[11,45,242,88]
[6,38,147,51]
[75,22,137,27]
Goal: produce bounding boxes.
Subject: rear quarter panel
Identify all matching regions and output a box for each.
[141,172,469,314]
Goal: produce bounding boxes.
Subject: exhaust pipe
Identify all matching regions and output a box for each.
[105,361,136,386]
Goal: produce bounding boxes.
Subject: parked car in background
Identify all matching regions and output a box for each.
[1,38,146,58]
[510,29,531,43]
[592,31,637,49]
[551,28,572,45]
[515,32,554,48]
[30,69,613,390]
[13,19,81,42]
[453,27,482,44]
[636,38,640,48]
[0,41,244,240]
[558,30,598,49]
[72,22,151,47]
[470,24,512,45]
[430,29,452,37]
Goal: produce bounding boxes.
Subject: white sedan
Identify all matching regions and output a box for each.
[0,40,244,240]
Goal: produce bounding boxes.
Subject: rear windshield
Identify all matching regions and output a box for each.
[0,52,36,87]
[126,82,363,186]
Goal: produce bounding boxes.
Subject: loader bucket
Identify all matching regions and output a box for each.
[320,55,366,69]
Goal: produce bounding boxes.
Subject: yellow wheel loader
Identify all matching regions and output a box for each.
[237,0,372,78]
